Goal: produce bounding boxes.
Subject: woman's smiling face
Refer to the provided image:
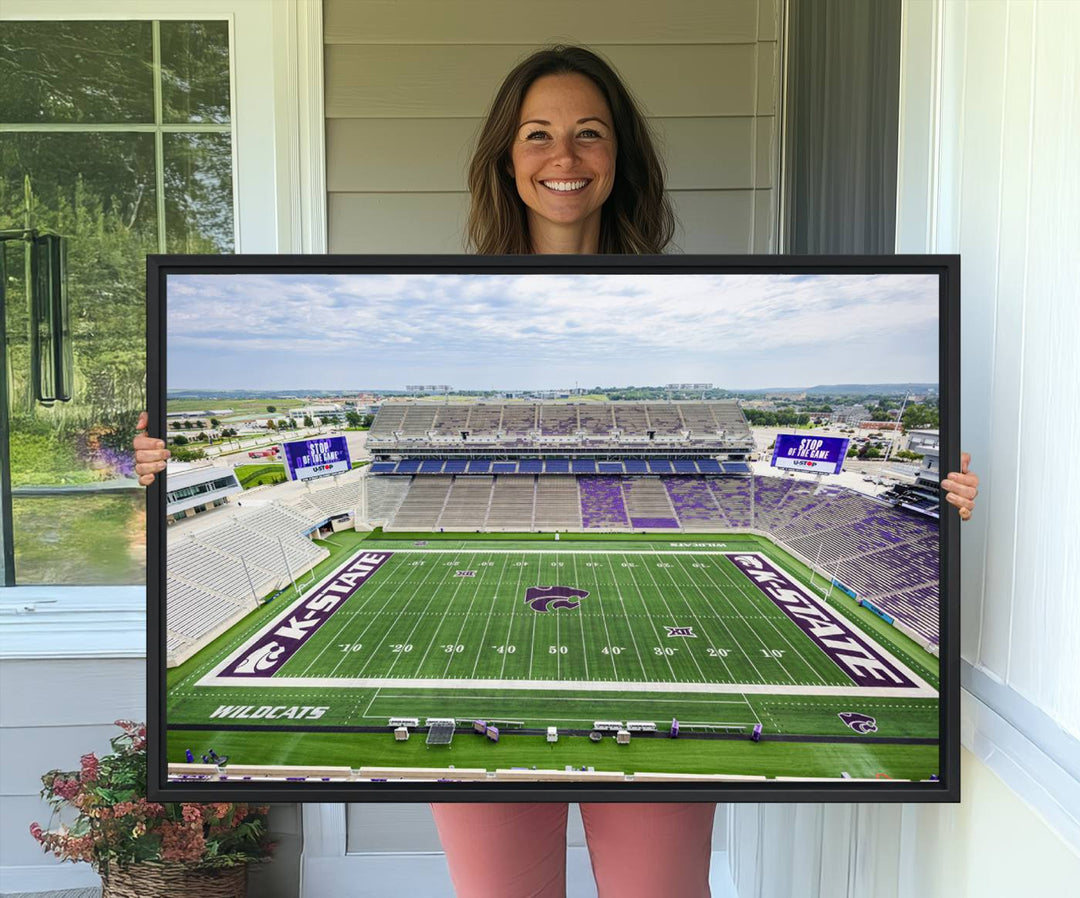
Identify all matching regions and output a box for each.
[509,73,617,245]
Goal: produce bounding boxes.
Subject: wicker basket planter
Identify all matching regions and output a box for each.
[101,862,247,898]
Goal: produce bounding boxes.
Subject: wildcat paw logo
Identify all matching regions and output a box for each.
[838,712,878,734]
[525,585,589,613]
[235,641,287,674]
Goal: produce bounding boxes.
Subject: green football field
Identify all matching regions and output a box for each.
[166,532,941,779]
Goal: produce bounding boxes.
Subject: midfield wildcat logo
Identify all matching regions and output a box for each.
[838,712,879,734]
[525,585,589,613]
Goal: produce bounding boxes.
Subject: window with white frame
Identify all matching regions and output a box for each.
[0,18,234,585]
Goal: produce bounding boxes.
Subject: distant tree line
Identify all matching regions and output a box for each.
[743,408,812,427]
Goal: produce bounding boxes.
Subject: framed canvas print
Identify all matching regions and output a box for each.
[147,254,960,803]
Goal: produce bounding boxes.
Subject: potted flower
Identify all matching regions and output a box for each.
[30,720,274,897]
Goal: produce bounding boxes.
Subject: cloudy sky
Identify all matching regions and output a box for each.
[166,271,939,391]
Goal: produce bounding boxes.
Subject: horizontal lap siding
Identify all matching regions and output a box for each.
[324,0,762,45]
[325,0,781,254]
[0,658,145,868]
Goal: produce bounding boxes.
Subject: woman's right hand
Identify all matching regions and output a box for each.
[133,411,170,486]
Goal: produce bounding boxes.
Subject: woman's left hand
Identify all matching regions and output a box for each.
[941,452,979,521]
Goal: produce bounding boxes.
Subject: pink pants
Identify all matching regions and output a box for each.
[431,802,716,898]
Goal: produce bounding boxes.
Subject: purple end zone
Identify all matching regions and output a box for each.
[221,551,393,678]
[724,553,917,688]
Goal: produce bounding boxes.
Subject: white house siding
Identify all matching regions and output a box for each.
[0,655,145,890]
[324,0,782,254]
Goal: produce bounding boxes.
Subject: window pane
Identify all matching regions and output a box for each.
[160,21,232,124]
[12,493,146,585]
[164,133,235,253]
[0,22,154,124]
[0,133,159,240]
[1,132,156,439]
[2,133,155,584]
[1,19,235,586]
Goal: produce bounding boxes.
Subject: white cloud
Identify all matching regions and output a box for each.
[167,271,939,389]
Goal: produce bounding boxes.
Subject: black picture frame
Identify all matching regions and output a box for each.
[147,253,960,803]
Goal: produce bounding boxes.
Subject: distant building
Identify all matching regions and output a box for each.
[832,404,870,424]
[289,404,345,424]
[165,464,242,523]
[887,428,941,519]
[165,409,233,419]
[908,429,941,484]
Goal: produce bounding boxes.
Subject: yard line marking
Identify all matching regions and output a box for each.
[581,554,619,679]
[604,554,648,679]
[471,554,510,678]
[618,553,680,680]
[572,554,590,681]
[371,693,756,705]
[499,556,526,679]
[440,553,497,678]
[528,554,539,679]
[708,555,828,686]
[555,569,560,680]
[669,555,780,684]
[636,554,710,683]
[741,693,763,726]
[652,559,736,682]
[196,673,937,698]
[348,555,447,678]
[381,554,472,677]
[312,557,428,679]
[413,553,479,674]
[362,689,379,720]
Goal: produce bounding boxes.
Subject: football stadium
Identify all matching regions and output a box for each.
[165,399,941,785]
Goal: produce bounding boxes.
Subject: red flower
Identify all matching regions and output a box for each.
[80,753,99,782]
[32,721,273,872]
[52,778,80,801]
[137,798,166,818]
[160,821,206,864]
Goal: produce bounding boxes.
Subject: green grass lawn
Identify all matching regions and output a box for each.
[233,463,287,488]
[167,728,939,781]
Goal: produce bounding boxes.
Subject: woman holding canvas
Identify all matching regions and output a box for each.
[135,45,978,897]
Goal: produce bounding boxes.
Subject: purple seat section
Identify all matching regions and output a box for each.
[630,516,679,528]
[578,476,629,528]
[663,476,727,525]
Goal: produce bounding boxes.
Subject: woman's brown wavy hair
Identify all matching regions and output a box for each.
[466,45,675,254]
